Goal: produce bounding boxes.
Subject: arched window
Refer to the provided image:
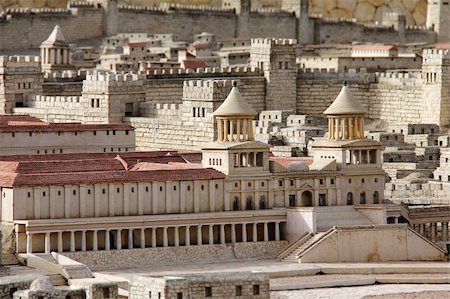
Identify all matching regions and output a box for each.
[359,192,366,204]
[246,196,253,210]
[347,192,353,205]
[259,196,266,209]
[233,196,239,211]
[373,191,379,204]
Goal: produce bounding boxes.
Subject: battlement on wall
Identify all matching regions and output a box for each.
[28,95,83,109]
[251,38,297,46]
[141,66,261,79]
[160,3,234,12]
[68,1,97,8]
[182,78,234,101]
[376,71,422,79]
[118,4,166,13]
[0,55,40,68]
[43,70,87,80]
[423,49,450,61]
[297,68,376,83]
[85,71,145,83]
[4,7,71,15]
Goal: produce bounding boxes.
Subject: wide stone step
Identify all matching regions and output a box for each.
[63,266,93,279]
[47,274,67,287]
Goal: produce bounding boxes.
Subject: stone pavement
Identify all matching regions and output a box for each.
[271,284,450,299]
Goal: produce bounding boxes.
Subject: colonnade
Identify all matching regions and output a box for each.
[40,47,70,65]
[26,221,283,253]
[217,117,254,142]
[328,116,364,140]
[411,222,449,242]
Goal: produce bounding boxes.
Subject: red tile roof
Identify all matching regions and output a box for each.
[269,156,314,171]
[352,44,396,51]
[0,151,223,187]
[182,59,207,69]
[0,115,133,133]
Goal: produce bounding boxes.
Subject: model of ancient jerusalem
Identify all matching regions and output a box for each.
[0,0,449,298]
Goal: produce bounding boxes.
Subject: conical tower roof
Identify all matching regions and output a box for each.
[41,25,67,47]
[213,82,257,117]
[323,83,366,115]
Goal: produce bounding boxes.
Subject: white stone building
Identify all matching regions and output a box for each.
[1,83,392,256]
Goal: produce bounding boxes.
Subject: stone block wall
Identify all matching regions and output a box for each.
[62,241,287,270]
[0,55,43,114]
[310,0,427,26]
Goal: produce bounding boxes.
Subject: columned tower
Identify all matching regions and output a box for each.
[202,82,271,176]
[40,25,73,72]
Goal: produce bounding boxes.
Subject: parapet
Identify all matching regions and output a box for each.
[251,38,297,46]
[85,71,145,83]
[0,55,40,70]
[298,68,376,83]
[182,79,234,101]
[141,66,260,79]
[422,48,450,61]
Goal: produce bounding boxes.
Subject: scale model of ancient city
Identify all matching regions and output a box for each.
[0,0,449,298]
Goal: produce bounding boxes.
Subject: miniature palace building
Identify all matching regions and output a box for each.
[0,83,391,254]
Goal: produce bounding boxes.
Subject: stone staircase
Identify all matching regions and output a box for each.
[31,253,93,280]
[316,206,373,232]
[279,232,327,263]
[47,273,67,287]
[62,264,94,279]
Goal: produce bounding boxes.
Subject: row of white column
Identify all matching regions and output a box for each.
[328,116,364,140]
[41,47,70,65]
[27,222,282,254]
[412,222,449,242]
[217,118,254,142]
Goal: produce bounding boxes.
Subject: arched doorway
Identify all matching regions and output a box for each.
[246,196,253,210]
[347,192,353,205]
[359,192,366,204]
[259,196,266,209]
[232,196,240,211]
[301,191,313,207]
[288,194,296,207]
[373,191,379,204]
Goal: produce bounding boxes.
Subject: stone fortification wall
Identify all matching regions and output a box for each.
[296,70,374,115]
[0,7,103,50]
[310,0,427,26]
[62,241,287,270]
[369,71,423,124]
[315,18,435,44]
[0,0,428,27]
[130,76,265,150]
[296,70,428,126]
[28,95,82,108]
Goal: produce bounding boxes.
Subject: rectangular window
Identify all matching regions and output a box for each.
[253,285,260,295]
[205,287,212,297]
[236,285,242,296]
[330,179,335,185]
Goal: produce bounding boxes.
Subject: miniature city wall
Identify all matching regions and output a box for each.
[0,0,442,51]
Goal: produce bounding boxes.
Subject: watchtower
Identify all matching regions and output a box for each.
[250,38,297,112]
[421,49,450,126]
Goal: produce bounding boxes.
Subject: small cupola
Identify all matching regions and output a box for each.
[213,81,256,142]
[40,25,72,71]
[324,82,367,140]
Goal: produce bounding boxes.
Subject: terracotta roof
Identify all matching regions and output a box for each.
[435,43,450,49]
[127,41,148,47]
[352,44,396,51]
[213,84,256,117]
[269,156,313,170]
[192,43,211,49]
[0,151,221,187]
[323,84,366,115]
[182,59,207,69]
